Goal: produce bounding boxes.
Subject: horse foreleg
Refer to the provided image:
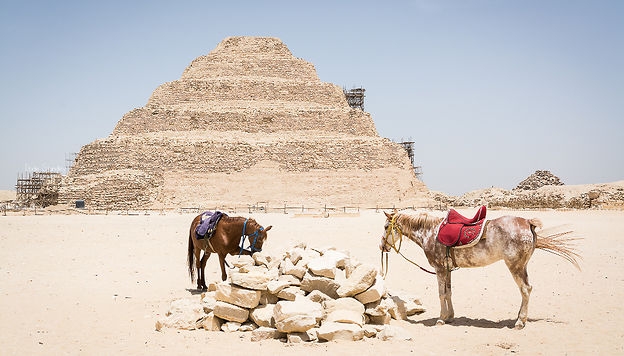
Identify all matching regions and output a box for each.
[509,264,532,329]
[436,269,454,325]
[218,254,228,281]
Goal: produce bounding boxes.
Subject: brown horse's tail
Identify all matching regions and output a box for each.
[530,218,582,270]
[188,230,195,282]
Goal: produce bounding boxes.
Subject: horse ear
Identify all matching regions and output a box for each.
[384,211,392,219]
[264,225,272,232]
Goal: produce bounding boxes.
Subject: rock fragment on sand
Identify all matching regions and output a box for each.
[199,312,222,331]
[155,298,204,331]
[317,322,364,341]
[250,327,285,342]
[376,325,412,341]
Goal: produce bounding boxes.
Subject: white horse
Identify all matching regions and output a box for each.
[380,209,580,329]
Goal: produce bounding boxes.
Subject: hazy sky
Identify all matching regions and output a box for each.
[1,0,622,195]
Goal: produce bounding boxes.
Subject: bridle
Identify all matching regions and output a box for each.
[381,214,436,277]
[239,218,265,255]
[382,215,405,253]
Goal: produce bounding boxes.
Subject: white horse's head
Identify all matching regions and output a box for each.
[380,210,402,252]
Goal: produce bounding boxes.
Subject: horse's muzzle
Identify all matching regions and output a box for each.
[379,236,390,252]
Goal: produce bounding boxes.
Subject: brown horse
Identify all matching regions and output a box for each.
[187,213,272,290]
[380,209,580,329]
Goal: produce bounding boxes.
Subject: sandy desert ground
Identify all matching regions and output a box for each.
[1,208,622,355]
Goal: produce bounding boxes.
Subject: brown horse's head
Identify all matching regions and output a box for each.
[243,219,272,253]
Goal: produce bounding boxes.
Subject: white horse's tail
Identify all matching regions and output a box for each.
[528,218,543,230]
[532,220,582,270]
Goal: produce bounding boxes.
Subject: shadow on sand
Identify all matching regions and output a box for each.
[410,316,544,329]
[185,288,204,295]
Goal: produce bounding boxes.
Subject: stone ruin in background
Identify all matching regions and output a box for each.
[59,36,428,210]
[444,170,624,209]
[514,170,565,190]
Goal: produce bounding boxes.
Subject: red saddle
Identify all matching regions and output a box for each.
[437,206,487,247]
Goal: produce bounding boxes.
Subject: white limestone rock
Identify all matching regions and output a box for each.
[280,258,306,279]
[336,264,377,297]
[200,291,217,313]
[322,297,365,326]
[300,271,340,299]
[317,322,364,341]
[306,290,333,303]
[267,279,290,295]
[277,286,304,301]
[155,298,205,331]
[215,282,261,309]
[212,301,250,323]
[198,312,222,331]
[389,291,426,316]
[250,327,286,342]
[382,295,407,320]
[229,267,271,291]
[354,274,386,304]
[376,325,412,341]
[307,256,337,279]
[221,321,241,332]
[249,303,276,328]
[321,249,350,269]
[273,296,323,333]
[230,255,255,268]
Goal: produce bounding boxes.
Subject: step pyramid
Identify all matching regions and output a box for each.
[59,37,429,209]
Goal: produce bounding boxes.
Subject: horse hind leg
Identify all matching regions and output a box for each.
[198,253,209,290]
[194,249,209,291]
[508,263,532,329]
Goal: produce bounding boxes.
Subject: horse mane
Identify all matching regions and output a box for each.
[219,214,237,223]
[220,215,262,231]
[396,211,443,233]
[220,214,248,225]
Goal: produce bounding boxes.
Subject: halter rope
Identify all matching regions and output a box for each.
[382,214,436,277]
[239,218,265,256]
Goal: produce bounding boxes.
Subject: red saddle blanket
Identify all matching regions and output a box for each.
[437,206,487,247]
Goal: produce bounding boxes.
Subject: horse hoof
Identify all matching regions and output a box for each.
[514,321,525,329]
[436,319,445,326]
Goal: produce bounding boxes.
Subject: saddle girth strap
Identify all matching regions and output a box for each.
[445,246,459,272]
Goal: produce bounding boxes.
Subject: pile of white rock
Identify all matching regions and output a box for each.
[156,242,425,342]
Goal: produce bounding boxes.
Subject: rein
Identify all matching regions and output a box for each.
[382,215,436,277]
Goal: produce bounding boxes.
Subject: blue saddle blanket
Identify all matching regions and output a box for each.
[195,211,224,240]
